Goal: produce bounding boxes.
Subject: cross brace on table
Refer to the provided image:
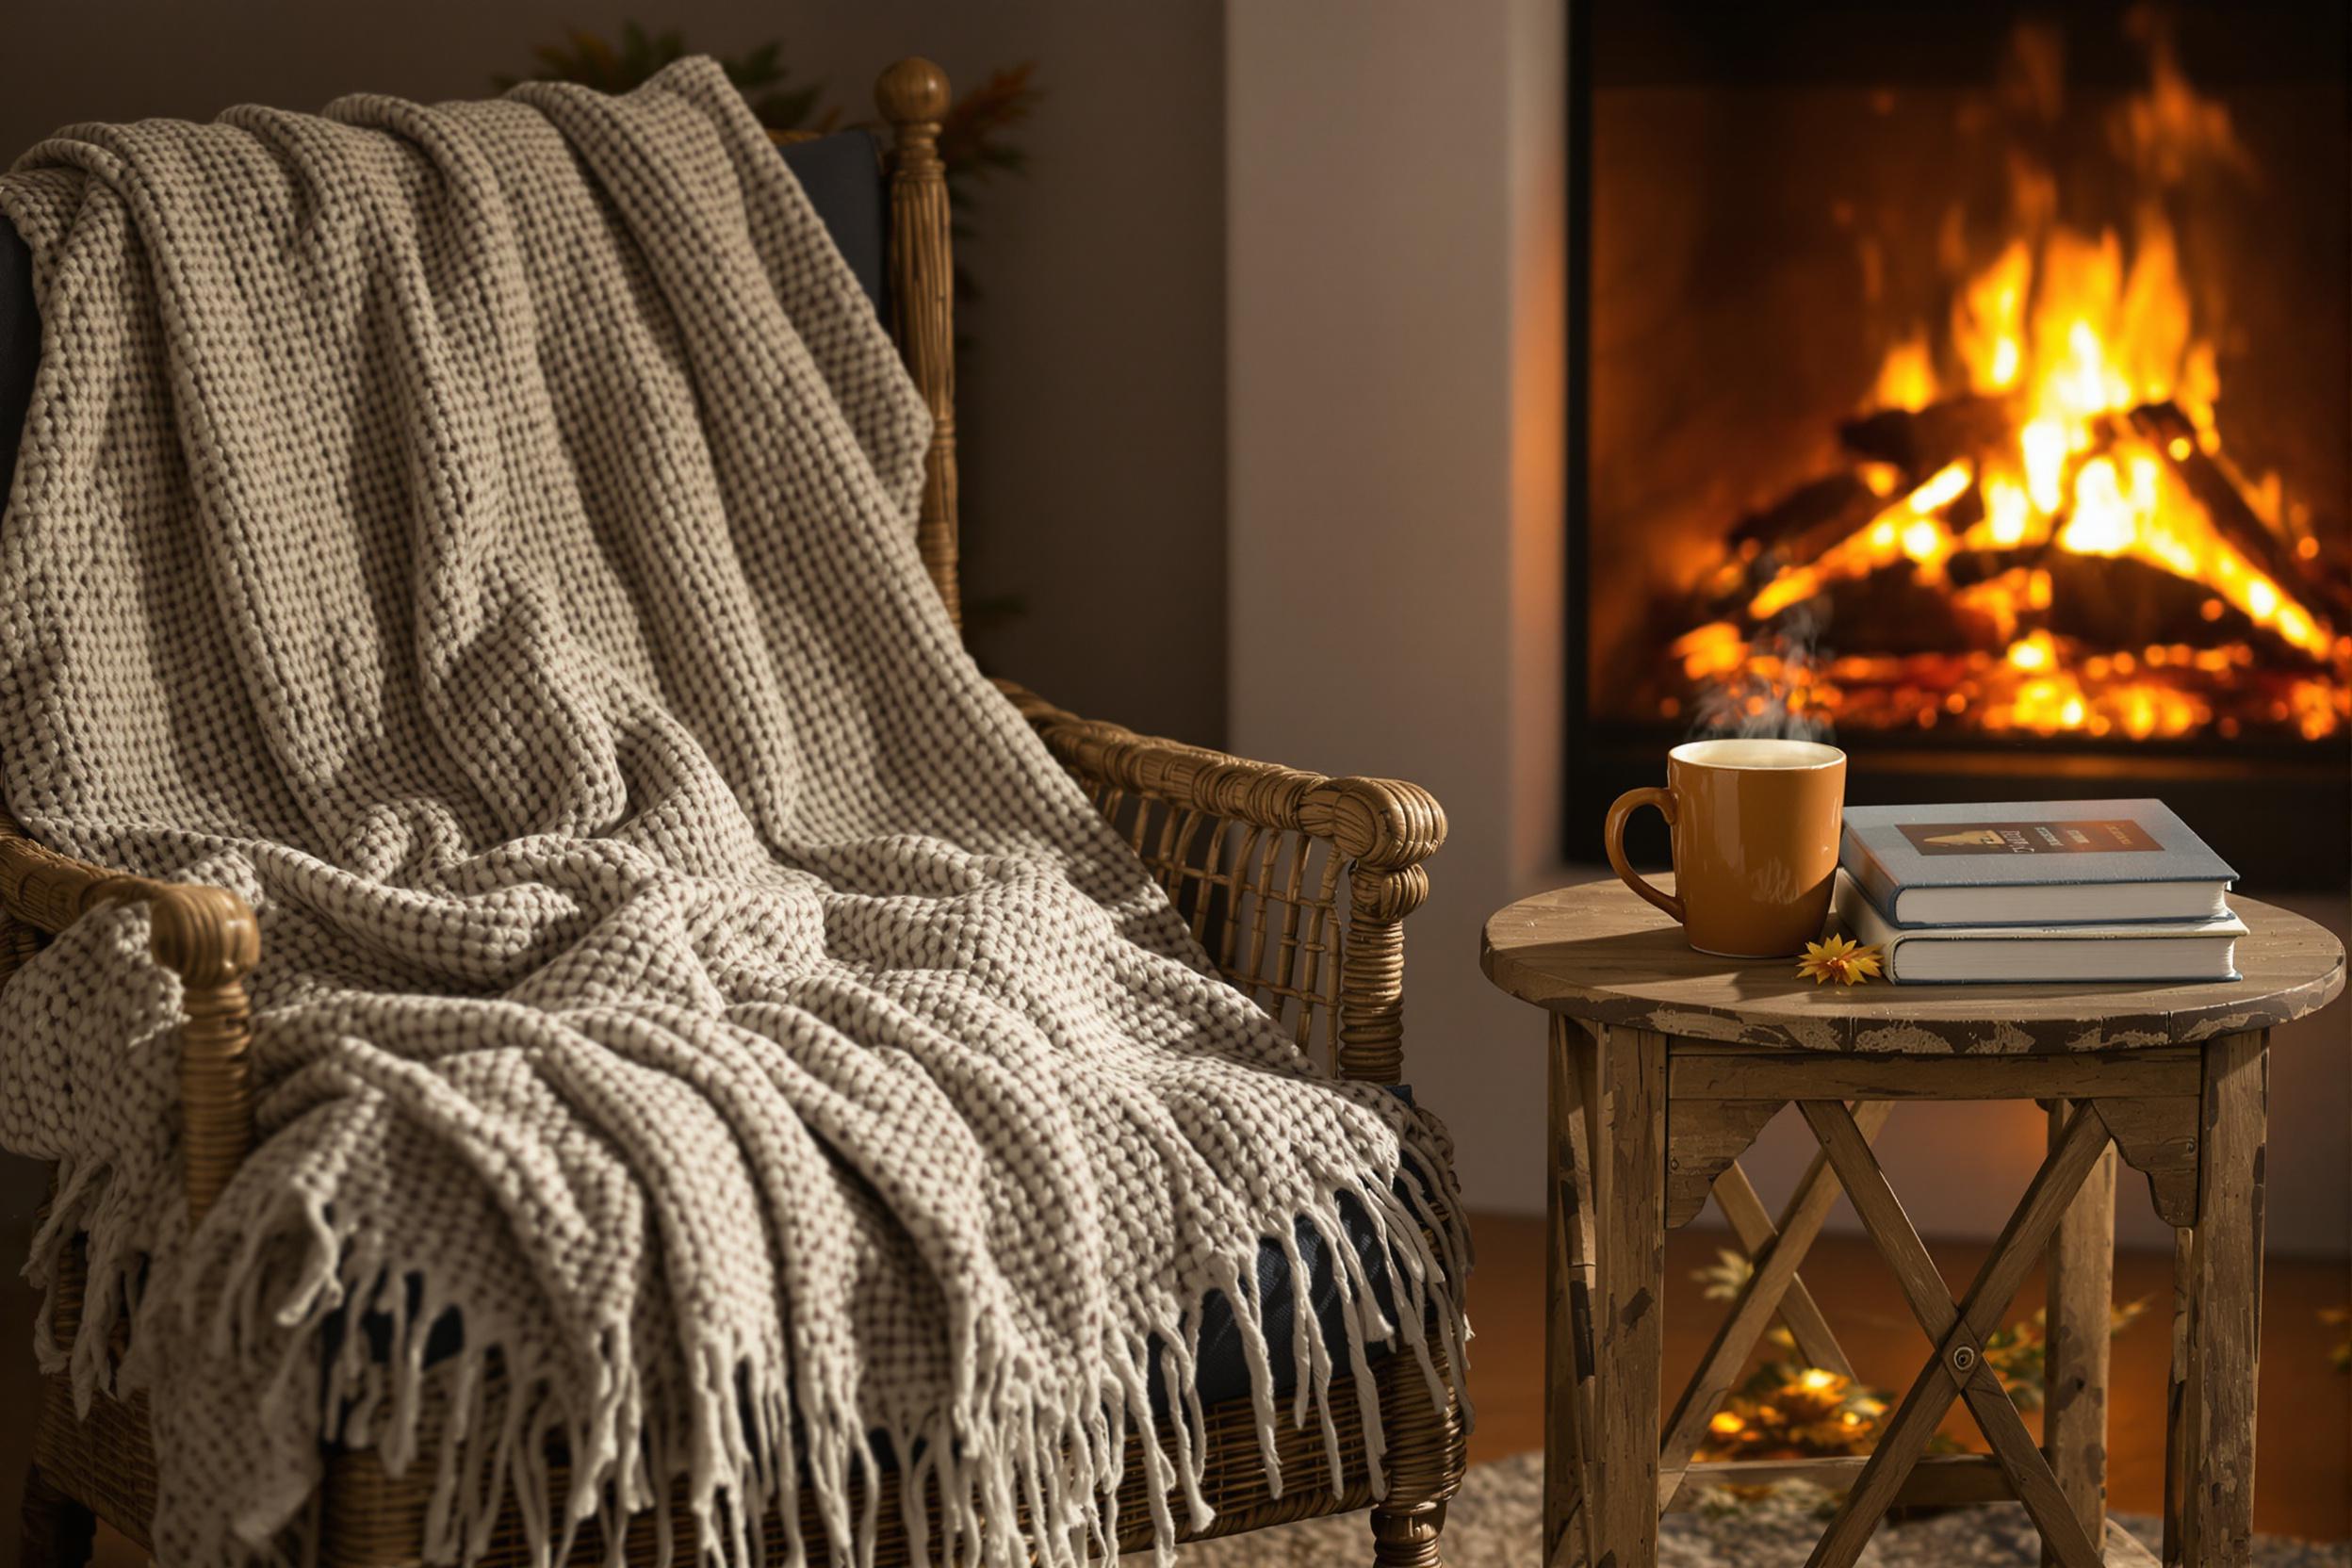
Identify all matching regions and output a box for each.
[1544,1021,2267,1568]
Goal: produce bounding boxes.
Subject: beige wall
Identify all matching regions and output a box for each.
[1228,0,1570,1225]
[0,0,1229,747]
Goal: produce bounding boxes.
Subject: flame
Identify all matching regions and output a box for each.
[1874,330,1938,412]
[1953,239,2031,393]
[1977,476,2037,548]
[1748,461,1972,620]
[1708,205,2343,740]
[1674,28,2345,744]
[2006,630,2057,670]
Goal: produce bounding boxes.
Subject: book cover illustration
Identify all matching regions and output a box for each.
[1901,819,2164,857]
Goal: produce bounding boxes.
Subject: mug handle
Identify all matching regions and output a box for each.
[1605,786,1685,924]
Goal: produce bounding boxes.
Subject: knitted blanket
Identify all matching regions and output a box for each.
[0,61,1467,1567]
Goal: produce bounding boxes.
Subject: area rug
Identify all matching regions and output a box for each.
[1168,1452,2351,1565]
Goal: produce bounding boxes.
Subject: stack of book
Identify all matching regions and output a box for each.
[1834,799,2245,985]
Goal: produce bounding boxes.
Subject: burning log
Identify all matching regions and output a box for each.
[1816,571,1987,658]
[2128,401,2348,617]
[1725,472,1889,575]
[2040,554,2269,660]
[1838,394,2019,480]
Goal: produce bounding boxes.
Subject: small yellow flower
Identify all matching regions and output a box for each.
[1797,935,1884,986]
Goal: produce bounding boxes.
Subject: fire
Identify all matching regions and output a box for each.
[1954,240,2031,394]
[1676,42,2348,744]
[1874,331,1937,413]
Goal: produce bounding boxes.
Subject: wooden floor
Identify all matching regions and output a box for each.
[1462,1213,2352,1543]
[3,1211,2345,1562]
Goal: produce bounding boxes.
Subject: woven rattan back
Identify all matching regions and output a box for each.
[1089,784,1347,1067]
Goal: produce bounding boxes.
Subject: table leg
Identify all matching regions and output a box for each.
[1591,1024,1666,1568]
[2164,1224,2197,1568]
[2180,1030,2267,1568]
[2042,1099,2115,1567]
[1545,1017,1596,1567]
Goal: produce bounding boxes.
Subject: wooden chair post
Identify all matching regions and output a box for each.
[875,57,962,630]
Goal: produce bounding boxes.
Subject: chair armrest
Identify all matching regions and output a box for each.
[0,816,259,1222]
[999,679,1446,1084]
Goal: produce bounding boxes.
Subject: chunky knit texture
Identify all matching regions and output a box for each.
[0,61,1467,1567]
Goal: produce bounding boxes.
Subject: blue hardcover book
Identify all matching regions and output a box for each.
[1839,799,2237,927]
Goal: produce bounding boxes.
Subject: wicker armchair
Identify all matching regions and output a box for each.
[12,57,1465,1568]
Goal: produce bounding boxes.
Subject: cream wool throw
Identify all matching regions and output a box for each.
[0,61,1468,1567]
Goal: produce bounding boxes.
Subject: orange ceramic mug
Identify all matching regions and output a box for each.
[1605,739,1847,958]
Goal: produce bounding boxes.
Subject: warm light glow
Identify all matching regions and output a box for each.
[1685,61,2346,745]
[1672,621,1747,682]
[1989,338,2020,386]
[1747,462,1974,619]
[1874,331,1937,413]
[1910,460,1972,513]
[1984,478,2033,547]
[2020,419,2068,514]
[2059,457,2132,554]
[1797,1368,1840,1394]
[1858,462,1903,498]
[1708,1412,1746,1436]
[1953,238,2031,393]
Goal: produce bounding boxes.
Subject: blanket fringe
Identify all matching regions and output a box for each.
[27,1016,1468,1568]
[48,1118,1464,1568]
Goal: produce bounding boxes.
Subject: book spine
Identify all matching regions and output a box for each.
[1839,825,1905,923]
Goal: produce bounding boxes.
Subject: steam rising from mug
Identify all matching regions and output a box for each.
[1688,604,1838,744]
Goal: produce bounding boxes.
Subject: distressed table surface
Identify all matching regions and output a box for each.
[1481,878,2344,1054]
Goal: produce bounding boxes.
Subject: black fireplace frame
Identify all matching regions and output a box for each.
[1558,0,2352,890]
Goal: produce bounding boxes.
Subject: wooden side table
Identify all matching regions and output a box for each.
[1482,880,2344,1568]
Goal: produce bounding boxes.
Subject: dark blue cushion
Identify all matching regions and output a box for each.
[1181,1188,1401,1413]
[777,129,887,317]
[0,129,888,503]
[0,207,33,508]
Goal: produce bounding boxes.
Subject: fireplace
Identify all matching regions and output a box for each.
[1562,1,2350,886]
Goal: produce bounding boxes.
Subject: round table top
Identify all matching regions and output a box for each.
[1481,878,2344,1054]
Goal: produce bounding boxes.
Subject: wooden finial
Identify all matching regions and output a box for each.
[876,57,951,128]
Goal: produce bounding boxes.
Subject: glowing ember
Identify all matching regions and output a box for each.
[1669,33,2348,744]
